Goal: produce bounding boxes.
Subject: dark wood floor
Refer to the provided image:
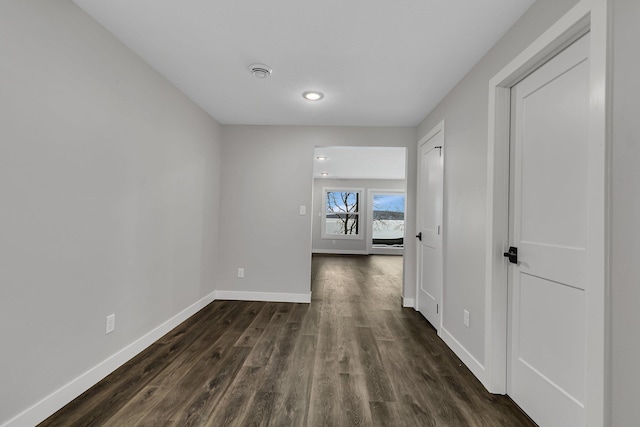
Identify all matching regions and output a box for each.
[41,255,534,426]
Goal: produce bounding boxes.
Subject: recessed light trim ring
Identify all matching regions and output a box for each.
[303,91,324,101]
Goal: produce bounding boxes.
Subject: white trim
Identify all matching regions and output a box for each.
[585,2,610,426]
[440,326,486,382]
[214,290,312,304]
[312,249,368,255]
[402,297,415,308]
[484,1,609,425]
[2,291,217,427]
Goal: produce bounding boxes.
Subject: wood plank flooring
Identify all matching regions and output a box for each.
[40,255,535,426]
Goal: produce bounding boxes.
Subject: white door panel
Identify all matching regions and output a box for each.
[516,274,586,401]
[508,33,590,427]
[416,126,443,330]
[518,59,589,250]
[518,243,586,290]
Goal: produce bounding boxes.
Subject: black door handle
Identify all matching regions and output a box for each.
[416,232,422,241]
[503,246,518,264]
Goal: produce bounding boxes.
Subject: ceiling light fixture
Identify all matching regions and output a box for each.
[249,63,272,78]
[303,91,324,101]
[320,172,329,176]
[316,156,327,160]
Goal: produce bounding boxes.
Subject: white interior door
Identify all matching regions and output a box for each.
[507,33,590,427]
[416,126,443,330]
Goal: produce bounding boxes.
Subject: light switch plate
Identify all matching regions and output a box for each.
[106,314,115,335]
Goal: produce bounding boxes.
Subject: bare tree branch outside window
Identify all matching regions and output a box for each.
[326,191,359,235]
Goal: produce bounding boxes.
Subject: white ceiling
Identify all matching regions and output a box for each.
[72,0,535,127]
[313,147,406,180]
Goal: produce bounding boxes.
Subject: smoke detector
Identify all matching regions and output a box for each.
[249,64,272,78]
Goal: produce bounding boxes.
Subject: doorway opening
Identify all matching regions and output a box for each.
[310,145,407,300]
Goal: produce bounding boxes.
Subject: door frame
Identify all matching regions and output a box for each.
[416,120,445,332]
[484,0,610,425]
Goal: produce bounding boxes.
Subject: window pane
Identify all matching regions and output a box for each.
[372,194,404,245]
[325,214,359,235]
[326,191,359,214]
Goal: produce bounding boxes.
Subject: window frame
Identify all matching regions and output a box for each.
[321,187,364,240]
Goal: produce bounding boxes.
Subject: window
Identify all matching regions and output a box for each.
[371,192,405,247]
[322,188,363,239]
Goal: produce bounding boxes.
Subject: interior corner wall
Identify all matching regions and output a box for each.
[0,1,222,425]
[312,178,406,254]
[611,0,640,425]
[218,126,417,300]
[415,0,580,370]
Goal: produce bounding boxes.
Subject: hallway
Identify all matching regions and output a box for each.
[41,255,534,426]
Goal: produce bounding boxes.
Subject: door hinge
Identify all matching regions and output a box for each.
[436,304,439,314]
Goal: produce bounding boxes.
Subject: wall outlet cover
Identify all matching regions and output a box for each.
[106,314,115,335]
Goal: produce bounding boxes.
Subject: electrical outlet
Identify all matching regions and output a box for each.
[299,205,306,215]
[237,268,244,278]
[464,310,470,328]
[106,314,115,335]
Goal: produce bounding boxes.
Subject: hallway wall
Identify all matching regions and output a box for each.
[611,0,640,424]
[218,126,416,301]
[416,0,580,374]
[0,1,223,424]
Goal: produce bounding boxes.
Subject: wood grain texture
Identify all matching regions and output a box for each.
[40,255,535,427]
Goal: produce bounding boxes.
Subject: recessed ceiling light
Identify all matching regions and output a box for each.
[316,156,327,160]
[320,172,329,176]
[249,63,272,78]
[303,91,324,101]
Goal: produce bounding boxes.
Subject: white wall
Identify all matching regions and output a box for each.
[0,1,222,425]
[611,0,640,424]
[218,126,416,300]
[312,178,405,254]
[416,0,580,367]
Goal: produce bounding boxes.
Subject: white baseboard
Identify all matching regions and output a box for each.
[2,291,217,427]
[439,326,487,387]
[402,297,415,308]
[214,290,311,304]
[312,249,369,255]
